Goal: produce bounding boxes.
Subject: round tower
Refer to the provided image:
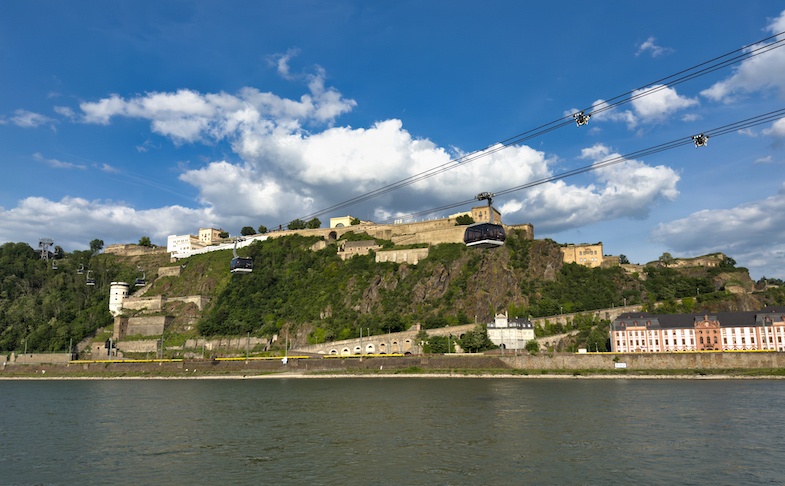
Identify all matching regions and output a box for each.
[109,282,130,317]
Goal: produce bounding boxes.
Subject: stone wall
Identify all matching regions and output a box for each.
[122,295,164,312]
[158,266,182,278]
[104,244,167,257]
[10,353,72,364]
[115,316,173,339]
[375,248,430,265]
[116,340,159,353]
[502,351,785,370]
[167,295,209,310]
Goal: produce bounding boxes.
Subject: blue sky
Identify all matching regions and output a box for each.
[2,1,785,279]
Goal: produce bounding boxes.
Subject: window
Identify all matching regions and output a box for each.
[700,337,704,344]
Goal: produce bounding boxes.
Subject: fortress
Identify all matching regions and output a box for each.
[166,206,534,261]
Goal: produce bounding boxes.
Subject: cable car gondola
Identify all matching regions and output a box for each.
[464,192,506,248]
[464,222,506,248]
[230,238,253,274]
[135,269,146,287]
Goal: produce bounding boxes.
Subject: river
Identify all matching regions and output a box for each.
[1,378,783,484]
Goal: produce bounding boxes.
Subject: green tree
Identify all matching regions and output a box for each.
[525,339,540,355]
[619,254,630,264]
[218,231,229,239]
[138,236,152,247]
[658,252,674,266]
[89,239,104,254]
[288,219,306,230]
[257,225,268,234]
[305,218,322,229]
[586,326,608,352]
[455,214,475,225]
[241,226,255,236]
[350,217,361,225]
[460,325,495,353]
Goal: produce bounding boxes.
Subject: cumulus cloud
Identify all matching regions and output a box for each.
[630,85,698,122]
[636,36,673,58]
[651,185,785,278]
[492,143,680,233]
[701,10,785,102]
[0,196,216,249]
[762,117,785,138]
[78,69,356,144]
[569,87,697,130]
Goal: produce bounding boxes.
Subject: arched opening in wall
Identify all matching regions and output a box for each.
[366,344,375,354]
[329,349,338,355]
[341,348,350,356]
[404,339,412,350]
[379,343,387,354]
[353,346,361,355]
[328,231,338,241]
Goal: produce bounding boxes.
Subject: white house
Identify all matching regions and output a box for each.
[487,312,535,350]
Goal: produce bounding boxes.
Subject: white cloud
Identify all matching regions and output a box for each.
[651,185,785,279]
[8,110,54,128]
[32,152,86,170]
[636,36,673,58]
[762,117,785,138]
[78,63,356,144]
[630,85,698,122]
[701,10,785,102]
[574,88,697,129]
[492,144,680,233]
[0,196,215,249]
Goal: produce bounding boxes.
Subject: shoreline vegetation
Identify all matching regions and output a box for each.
[3,367,785,380]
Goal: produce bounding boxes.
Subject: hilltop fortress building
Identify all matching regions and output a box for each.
[167,209,533,261]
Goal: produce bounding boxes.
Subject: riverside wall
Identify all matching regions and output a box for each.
[2,352,785,377]
[501,351,785,370]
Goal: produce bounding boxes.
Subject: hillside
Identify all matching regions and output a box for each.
[2,232,784,353]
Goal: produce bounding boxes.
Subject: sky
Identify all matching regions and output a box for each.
[2,1,785,280]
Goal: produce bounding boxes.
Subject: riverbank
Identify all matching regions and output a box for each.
[3,352,785,379]
[3,367,785,380]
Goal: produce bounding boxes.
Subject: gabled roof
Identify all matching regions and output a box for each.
[612,307,785,330]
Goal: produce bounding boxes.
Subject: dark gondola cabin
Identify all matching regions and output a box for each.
[230,256,253,273]
[464,222,506,248]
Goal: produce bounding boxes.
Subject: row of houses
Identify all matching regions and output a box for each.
[610,307,785,353]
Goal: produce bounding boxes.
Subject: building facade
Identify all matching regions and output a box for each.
[487,312,535,350]
[561,243,604,268]
[610,308,785,353]
[198,227,223,244]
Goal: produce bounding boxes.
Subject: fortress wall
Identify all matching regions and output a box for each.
[117,340,159,353]
[375,248,430,264]
[122,295,163,312]
[167,295,209,310]
[124,316,173,337]
[104,244,167,256]
[158,266,182,278]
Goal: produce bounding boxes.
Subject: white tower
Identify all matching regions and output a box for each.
[109,282,130,317]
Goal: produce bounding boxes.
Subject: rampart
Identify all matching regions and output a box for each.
[158,266,182,278]
[122,295,163,312]
[104,244,167,257]
[375,248,430,264]
[114,316,174,339]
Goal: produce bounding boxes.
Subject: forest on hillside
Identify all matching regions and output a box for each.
[2,231,784,353]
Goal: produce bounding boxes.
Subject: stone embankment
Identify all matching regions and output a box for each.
[3,352,785,377]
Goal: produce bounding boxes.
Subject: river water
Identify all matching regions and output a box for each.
[1,378,784,485]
